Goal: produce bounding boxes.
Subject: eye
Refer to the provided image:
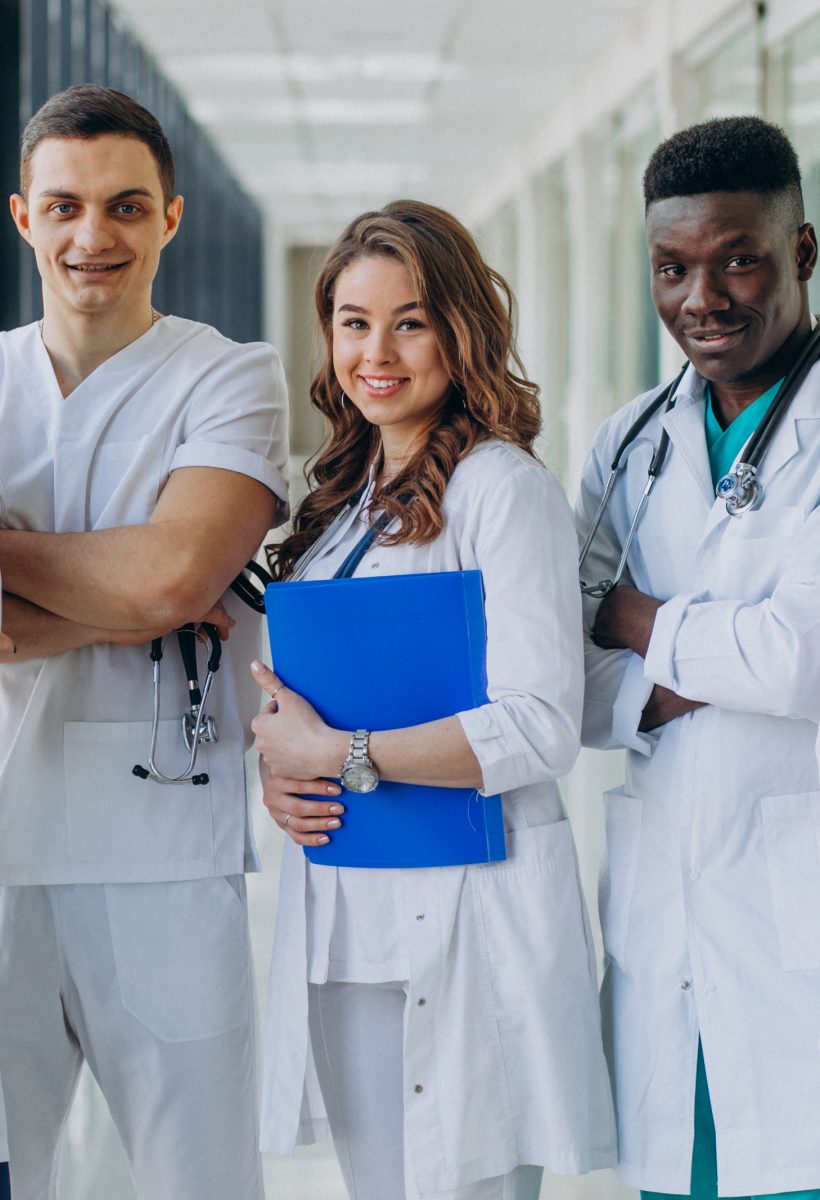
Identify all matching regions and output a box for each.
[340,317,367,331]
[657,264,685,277]
[726,255,757,269]
[397,318,424,331]
[115,203,141,216]
[50,202,76,216]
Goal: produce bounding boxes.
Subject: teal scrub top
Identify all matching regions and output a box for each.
[704,379,783,490]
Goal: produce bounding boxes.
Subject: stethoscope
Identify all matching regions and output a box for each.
[132,623,222,785]
[132,483,390,785]
[579,323,820,599]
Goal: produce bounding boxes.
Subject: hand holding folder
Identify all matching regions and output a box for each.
[264,570,506,869]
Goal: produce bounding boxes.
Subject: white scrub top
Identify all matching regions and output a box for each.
[261,440,617,1194]
[577,361,820,1196]
[0,317,289,885]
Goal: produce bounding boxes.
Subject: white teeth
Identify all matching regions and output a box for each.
[364,378,403,388]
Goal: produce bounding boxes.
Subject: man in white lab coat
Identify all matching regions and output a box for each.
[577,116,820,1200]
[0,85,288,1198]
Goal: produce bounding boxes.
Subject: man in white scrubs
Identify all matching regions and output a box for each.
[0,84,288,1198]
[577,117,820,1200]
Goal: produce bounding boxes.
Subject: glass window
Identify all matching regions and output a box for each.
[778,13,820,312]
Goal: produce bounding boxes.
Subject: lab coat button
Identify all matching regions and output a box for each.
[416,913,425,921]
[681,980,691,990]
[414,1084,424,1094]
[417,997,427,1006]
[690,869,700,882]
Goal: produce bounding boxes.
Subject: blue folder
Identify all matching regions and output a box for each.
[264,570,506,868]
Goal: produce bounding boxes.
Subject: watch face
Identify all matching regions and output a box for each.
[341,763,379,793]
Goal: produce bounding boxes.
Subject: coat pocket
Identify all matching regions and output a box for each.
[599,786,642,968]
[64,721,215,870]
[761,791,820,971]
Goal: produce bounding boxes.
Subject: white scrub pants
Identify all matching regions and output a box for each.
[0,879,264,1200]
[308,981,543,1200]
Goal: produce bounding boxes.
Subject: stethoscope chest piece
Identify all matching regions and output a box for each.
[716,463,763,516]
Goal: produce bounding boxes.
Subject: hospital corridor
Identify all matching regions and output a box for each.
[1,0,820,1195]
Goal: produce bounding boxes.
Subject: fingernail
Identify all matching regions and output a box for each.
[251,660,264,673]
[326,819,341,829]
[317,835,330,844]
[326,784,341,795]
[328,805,343,814]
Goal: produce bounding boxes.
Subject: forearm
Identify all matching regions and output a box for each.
[0,526,210,630]
[322,717,484,789]
[0,591,103,662]
[639,684,705,732]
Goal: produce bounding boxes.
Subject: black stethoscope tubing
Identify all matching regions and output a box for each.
[579,322,820,597]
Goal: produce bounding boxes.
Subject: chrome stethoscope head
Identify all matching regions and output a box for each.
[132,623,222,786]
[715,462,763,516]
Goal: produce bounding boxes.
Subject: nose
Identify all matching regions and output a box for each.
[364,325,397,365]
[681,268,731,317]
[73,208,116,255]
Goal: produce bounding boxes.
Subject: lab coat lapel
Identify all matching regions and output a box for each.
[659,383,715,508]
[753,369,818,492]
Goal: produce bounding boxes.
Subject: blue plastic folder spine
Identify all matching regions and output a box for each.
[264,570,507,869]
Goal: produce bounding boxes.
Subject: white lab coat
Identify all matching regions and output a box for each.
[577,362,820,1196]
[0,317,289,884]
[261,441,617,1194]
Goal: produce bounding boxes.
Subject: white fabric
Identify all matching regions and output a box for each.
[0,879,264,1200]
[308,980,544,1200]
[577,361,820,1195]
[0,316,289,885]
[262,441,617,1193]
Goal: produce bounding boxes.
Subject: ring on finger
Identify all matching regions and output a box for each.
[270,682,285,700]
[283,813,292,827]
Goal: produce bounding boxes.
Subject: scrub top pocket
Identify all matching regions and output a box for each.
[63,720,215,872]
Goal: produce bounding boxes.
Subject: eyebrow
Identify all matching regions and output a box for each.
[37,187,156,202]
[652,233,755,256]
[337,301,423,315]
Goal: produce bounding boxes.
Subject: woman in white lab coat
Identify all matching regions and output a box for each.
[251,200,616,1200]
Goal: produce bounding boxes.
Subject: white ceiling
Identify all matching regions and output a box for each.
[108,0,646,243]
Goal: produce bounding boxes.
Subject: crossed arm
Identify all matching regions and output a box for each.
[591,585,705,731]
[0,466,277,662]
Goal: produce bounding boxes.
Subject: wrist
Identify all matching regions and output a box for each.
[325,727,352,778]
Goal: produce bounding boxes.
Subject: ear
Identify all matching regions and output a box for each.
[9,193,33,247]
[796,222,817,282]
[161,194,184,248]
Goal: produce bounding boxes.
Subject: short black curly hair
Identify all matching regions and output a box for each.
[644,115,804,226]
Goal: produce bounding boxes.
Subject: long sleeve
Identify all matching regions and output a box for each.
[455,455,584,795]
[575,436,656,756]
[644,503,820,721]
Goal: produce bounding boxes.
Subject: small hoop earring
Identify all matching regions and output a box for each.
[340,392,348,408]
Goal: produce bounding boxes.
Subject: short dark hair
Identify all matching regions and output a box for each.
[643,115,804,226]
[20,83,175,205]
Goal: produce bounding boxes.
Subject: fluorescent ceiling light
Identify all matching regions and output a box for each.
[173,53,460,85]
[248,161,428,195]
[192,98,427,125]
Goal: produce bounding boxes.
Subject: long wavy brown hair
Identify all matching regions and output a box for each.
[267,199,541,580]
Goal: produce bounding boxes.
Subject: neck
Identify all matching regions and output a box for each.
[39,299,158,397]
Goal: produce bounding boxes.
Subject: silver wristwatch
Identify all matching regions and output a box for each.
[339,729,379,793]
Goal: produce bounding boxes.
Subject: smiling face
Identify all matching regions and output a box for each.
[10,133,182,328]
[646,191,816,404]
[331,254,452,460]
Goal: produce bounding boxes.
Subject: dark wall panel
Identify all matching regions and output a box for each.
[3,0,264,342]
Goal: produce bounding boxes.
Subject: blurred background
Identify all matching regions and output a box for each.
[1,0,819,1194]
